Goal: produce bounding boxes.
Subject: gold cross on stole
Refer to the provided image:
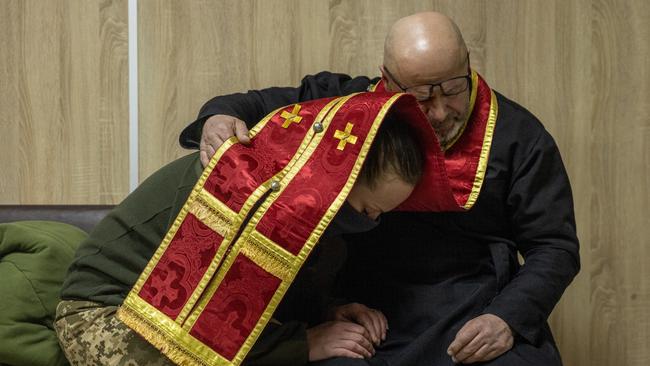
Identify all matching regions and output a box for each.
[334,122,358,151]
[280,104,303,128]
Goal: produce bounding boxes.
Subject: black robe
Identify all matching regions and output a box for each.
[180,72,580,366]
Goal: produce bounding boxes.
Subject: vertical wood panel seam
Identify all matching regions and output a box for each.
[128,0,138,191]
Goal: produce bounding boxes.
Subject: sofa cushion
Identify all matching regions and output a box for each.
[0,221,87,366]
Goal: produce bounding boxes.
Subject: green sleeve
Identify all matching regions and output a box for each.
[0,221,87,366]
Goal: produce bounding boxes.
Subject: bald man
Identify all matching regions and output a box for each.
[178,12,579,366]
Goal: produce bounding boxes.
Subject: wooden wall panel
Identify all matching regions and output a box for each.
[136,0,501,176]
[0,0,129,204]
[138,0,447,178]
[138,1,650,364]
[587,1,650,364]
[1,0,647,364]
[139,2,650,364]
[482,3,595,365]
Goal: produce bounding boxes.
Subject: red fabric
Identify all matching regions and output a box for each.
[128,89,495,364]
[393,73,494,211]
[444,74,492,205]
[138,214,224,319]
[204,98,335,212]
[389,96,459,211]
[256,93,389,254]
[189,255,281,360]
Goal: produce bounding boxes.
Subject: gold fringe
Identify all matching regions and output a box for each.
[240,236,293,281]
[189,199,232,237]
[117,306,213,366]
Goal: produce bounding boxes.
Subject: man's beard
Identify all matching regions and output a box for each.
[433,113,467,148]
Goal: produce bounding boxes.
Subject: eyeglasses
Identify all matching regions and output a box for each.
[383,60,471,102]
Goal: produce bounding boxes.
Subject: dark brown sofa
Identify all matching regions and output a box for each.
[0,205,114,233]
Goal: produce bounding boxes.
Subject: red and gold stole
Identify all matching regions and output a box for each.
[372,70,499,211]
[117,87,495,366]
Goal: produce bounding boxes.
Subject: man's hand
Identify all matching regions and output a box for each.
[447,314,514,364]
[200,114,250,167]
[328,303,388,346]
[306,321,375,361]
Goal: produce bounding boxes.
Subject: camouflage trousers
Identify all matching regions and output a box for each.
[54,300,175,366]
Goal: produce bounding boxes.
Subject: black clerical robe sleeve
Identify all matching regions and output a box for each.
[179,71,377,148]
[483,129,580,344]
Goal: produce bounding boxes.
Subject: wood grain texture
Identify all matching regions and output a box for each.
[0,0,647,364]
[138,0,438,178]
[0,0,129,204]
[139,2,649,364]
[587,1,650,364]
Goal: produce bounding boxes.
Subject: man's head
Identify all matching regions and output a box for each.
[347,114,424,220]
[381,12,471,147]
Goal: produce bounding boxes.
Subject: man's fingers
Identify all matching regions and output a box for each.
[199,150,208,168]
[453,333,483,363]
[460,343,490,364]
[338,339,373,358]
[199,140,219,167]
[368,311,384,344]
[360,311,381,344]
[377,311,389,340]
[342,322,371,339]
[330,347,365,359]
[369,310,387,342]
[205,143,216,160]
[341,330,375,355]
[306,321,375,361]
[337,324,374,355]
[481,347,505,363]
[448,314,514,363]
[448,321,480,356]
[356,313,380,344]
[234,119,251,144]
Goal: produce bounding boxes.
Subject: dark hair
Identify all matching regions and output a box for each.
[359,113,424,188]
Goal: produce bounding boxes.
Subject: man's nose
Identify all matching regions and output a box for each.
[418,96,449,125]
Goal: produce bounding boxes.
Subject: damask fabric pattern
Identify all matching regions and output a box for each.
[179,71,580,366]
[121,92,473,366]
[138,214,224,319]
[189,256,282,359]
[59,153,309,365]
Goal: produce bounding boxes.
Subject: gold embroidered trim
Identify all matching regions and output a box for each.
[442,69,479,151]
[240,233,294,281]
[231,280,292,365]
[188,200,232,237]
[463,89,498,209]
[125,94,385,366]
[280,104,303,128]
[187,95,358,361]
[333,122,359,151]
[181,96,349,332]
[117,307,208,366]
[228,93,404,365]
[191,188,238,236]
[118,297,231,366]
[175,105,291,325]
[299,93,403,249]
[174,190,241,324]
